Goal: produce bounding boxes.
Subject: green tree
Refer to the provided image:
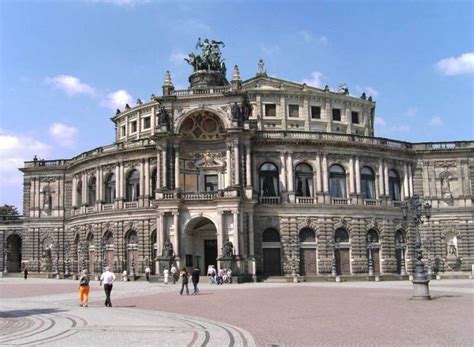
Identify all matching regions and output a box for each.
[0,204,19,216]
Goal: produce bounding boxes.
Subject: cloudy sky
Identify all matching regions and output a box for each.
[0,0,473,211]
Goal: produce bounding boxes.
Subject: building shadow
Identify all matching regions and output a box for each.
[0,308,65,318]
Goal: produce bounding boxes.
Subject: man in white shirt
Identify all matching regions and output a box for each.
[170,265,177,284]
[100,266,116,307]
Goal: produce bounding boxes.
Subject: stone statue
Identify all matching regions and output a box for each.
[222,241,233,257]
[203,150,215,167]
[186,38,226,73]
[164,239,174,257]
[156,104,170,132]
[447,236,457,256]
[338,83,349,94]
[43,187,52,209]
[231,102,241,122]
[240,94,252,121]
[361,92,367,100]
[441,174,452,199]
[257,59,266,76]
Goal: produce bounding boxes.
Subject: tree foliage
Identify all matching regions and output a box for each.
[0,204,19,216]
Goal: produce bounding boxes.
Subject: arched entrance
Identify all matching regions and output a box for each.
[262,228,282,276]
[367,229,381,275]
[125,230,138,273]
[103,231,114,272]
[41,237,53,272]
[87,233,95,274]
[334,228,351,276]
[151,230,157,275]
[395,230,406,275]
[184,217,217,274]
[6,234,22,272]
[299,228,317,275]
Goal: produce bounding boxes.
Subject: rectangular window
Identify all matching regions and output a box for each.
[265,104,276,117]
[121,125,126,137]
[186,254,193,267]
[183,174,198,192]
[204,175,218,192]
[288,104,299,117]
[311,106,321,119]
[351,111,359,124]
[332,108,341,121]
[143,117,151,129]
[131,121,137,133]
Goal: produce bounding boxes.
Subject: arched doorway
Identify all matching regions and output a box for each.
[184,217,217,274]
[41,237,53,272]
[6,234,22,272]
[103,231,114,272]
[151,230,157,275]
[87,233,95,274]
[367,229,381,275]
[262,228,282,276]
[334,228,350,275]
[299,228,317,275]
[125,230,138,273]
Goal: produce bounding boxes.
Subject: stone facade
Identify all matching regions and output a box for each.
[1,54,473,279]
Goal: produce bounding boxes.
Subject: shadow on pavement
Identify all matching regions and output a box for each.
[0,308,65,318]
[431,294,463,300]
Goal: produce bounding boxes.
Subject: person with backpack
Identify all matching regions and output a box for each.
[78,270,90,307]
[179,267,190,295]
[191,266,200,295]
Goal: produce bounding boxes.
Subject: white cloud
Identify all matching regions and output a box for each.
[299,30,312,43]
[429,117,443,126]
[436,52,474,76]
[86,0,150,7]
[49,123,78,148]
[45,75,95,96]
[319,36,328,45]
[261,44,281,56]
[375,117,386,127]
[302,71,325,88]
[101,89,133,110]
[0,129,51,186]
[170,52,188,64]
[390,125,410,133]
[405,107,418,118]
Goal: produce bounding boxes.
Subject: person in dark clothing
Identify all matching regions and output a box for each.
[191,266,200,295]
[24,267,28,280]
[179,268,190,295]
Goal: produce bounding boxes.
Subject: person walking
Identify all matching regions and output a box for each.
[170,265,177,284]
[179,267,190,295]
[218,267,225,285]
[23,267,28,280]
[192,266,200,295]
[100,266,116,307]
[78,270,90,307]
[145,266,151,281]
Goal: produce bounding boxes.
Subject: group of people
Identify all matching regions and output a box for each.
[78,266,116,308]
[207,265,232,285]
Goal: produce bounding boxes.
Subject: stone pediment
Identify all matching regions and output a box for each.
[242,75,324,93]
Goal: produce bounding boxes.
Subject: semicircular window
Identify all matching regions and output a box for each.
[180,111,225,140]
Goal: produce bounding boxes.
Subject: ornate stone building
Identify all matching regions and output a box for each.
[1,41,473,279]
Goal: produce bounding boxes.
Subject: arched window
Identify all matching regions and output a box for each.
[367,229,379,243]
[299,228,316,243]
[395,230,405,247]
[126,230,138,245]
[262,228,281,242]
[388,169,401,201]
[103,231,114,246]
[76,180,82,206]
[151,168,157,199]
[259,163,279,197]
[329,164,346,198]
[87,232,94,245]
[295,163,313,197]
[88,177,97,205]
[334,228,349,243]
[361,167,375,199]
[104,173,116,204]
[126,170,140,202]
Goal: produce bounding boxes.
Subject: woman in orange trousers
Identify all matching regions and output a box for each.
[79,270,90,307]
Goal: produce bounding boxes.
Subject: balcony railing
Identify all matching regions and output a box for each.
[364,199,381,206]
[124,201,138,209]
[182,192,218,201]
[102,204,114,211]
[392,201,403,208]
[296,197,316,204]
[86,206,95,213]
[259,196,281,204]
[332,197,349,205]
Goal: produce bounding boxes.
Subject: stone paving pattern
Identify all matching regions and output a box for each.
[1,278,473,346]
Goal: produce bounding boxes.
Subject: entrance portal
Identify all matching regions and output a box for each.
[184,217,218,275]
[7,234,22,272]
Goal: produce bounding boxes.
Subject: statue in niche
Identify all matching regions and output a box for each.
[156,104,171,132]
[447,235,458,257]
[203,150,215,167]
[440,172,453,200]
[43,186,52,210]
[222,241,234,257]
[164,239,174,258]
[231,102,241,122]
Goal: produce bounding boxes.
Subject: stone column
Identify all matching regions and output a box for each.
[174,145,180,189]
[234,141,240,186]
[246,145,252,187]
[139,161,144,206]
[96,167,101,206]
[403,163,409,199]
[248,211,254,257]
[162,149,167,189]
[119,163,125,200]
[349,157,355,194]
[144,159,150,198]
[378,159,384,197]
[325,101,332,132]
[408,163,413,197]
[233,211,240,256]
[72,176,77,208]
[157,213,164,257]
[280,95,287,129]
[226,145,232,187]
[355,157,361,194]
[82,172,87,206]
[322,153,329,193]
[156,149,161,190]
[173,212,180,259]
[280,151,287,193]
[287,152,294,192]
[151,106,156,135]
[384,161,389,197]
[217,211,224,257]
[115,164,120,206]
[315,153,322,192]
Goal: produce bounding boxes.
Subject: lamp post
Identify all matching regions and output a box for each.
[400,194,432,300]
[53,241,60,278]
[331,246,337,277]
[64,243,70,276]
[3,244,9,273]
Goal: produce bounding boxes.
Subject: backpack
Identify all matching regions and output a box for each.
[80,276,89,286]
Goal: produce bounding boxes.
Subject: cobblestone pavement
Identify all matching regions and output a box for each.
[1,277,473,346]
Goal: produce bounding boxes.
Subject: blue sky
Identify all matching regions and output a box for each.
[1,0,473,211]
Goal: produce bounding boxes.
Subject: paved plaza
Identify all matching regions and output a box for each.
[1,277,473,346]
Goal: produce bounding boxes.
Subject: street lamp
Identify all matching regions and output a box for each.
[367,233,374,277]
[64,243,70,276]
[400,194,432,300]
[3,244,9,273]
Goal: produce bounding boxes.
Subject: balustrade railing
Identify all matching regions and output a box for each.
[332,197,349,205]
[86,206,95,213]
[296,197,316,204]
[364,199,381,206]
[182,192,218,201]
[102,204,114,211]
[259,196,281,204]
[124,201,138,209]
